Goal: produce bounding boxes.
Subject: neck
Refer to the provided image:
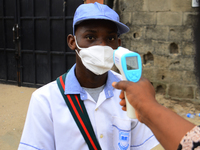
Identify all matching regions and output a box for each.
[75,66,108,88]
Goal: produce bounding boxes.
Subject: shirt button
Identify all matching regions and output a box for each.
[100,134,103,138]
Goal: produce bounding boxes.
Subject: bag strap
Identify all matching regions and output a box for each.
[56,73,101,150]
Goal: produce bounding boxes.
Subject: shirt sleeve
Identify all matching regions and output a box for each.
[177,125,200,150]
[18,91,55,150]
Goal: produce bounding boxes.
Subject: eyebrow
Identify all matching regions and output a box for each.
[84,30,97,33]
[83,29,118,34]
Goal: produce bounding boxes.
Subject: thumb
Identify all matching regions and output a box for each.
[112,81,130,91]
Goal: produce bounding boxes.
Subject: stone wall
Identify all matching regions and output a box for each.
[113,0,200,103]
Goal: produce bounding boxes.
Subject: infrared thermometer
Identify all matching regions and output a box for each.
[114,47,142,119]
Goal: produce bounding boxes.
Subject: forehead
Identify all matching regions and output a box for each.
[75,19,118,35]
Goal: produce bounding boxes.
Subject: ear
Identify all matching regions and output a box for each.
[118,38,121,46]
[67,34,76,51]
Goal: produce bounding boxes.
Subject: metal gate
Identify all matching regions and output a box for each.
[0,0,83,87]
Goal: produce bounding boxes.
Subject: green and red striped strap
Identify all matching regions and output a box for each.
[57,73,101,150]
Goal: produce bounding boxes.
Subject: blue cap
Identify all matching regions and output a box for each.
[73,2,130,35]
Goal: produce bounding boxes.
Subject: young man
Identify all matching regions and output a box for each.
[18,2,159,150]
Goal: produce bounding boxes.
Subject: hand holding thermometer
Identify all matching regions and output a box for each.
[114,47,142,119]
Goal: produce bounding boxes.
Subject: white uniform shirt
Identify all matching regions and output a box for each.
[18,64,159,150]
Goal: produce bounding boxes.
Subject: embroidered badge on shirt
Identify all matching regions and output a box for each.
[118,131,130,150]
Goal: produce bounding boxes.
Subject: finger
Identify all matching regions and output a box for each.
[119,90,125,99]
[119,99,126,106]
[122,106,127,111]
[112,81,131,91]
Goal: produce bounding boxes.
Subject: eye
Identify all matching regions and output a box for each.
[86,36,95,40]
[108,37,116,41]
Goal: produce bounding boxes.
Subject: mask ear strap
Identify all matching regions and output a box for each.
[75,49,82,59]
[74,36,82,50]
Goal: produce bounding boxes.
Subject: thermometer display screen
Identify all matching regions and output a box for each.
[126,56,138,70]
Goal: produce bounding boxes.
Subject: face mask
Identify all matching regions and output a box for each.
[74,36,114,75]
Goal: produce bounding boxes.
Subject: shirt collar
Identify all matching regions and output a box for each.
[64,64,120,100]
[104,70,120,99]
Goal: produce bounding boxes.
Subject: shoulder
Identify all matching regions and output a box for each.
[33,81,58,96]
[31,81,60,105]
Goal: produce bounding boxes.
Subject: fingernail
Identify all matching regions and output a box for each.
[112,82,116,87]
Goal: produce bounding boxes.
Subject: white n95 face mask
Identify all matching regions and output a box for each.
[74,36,114,75]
